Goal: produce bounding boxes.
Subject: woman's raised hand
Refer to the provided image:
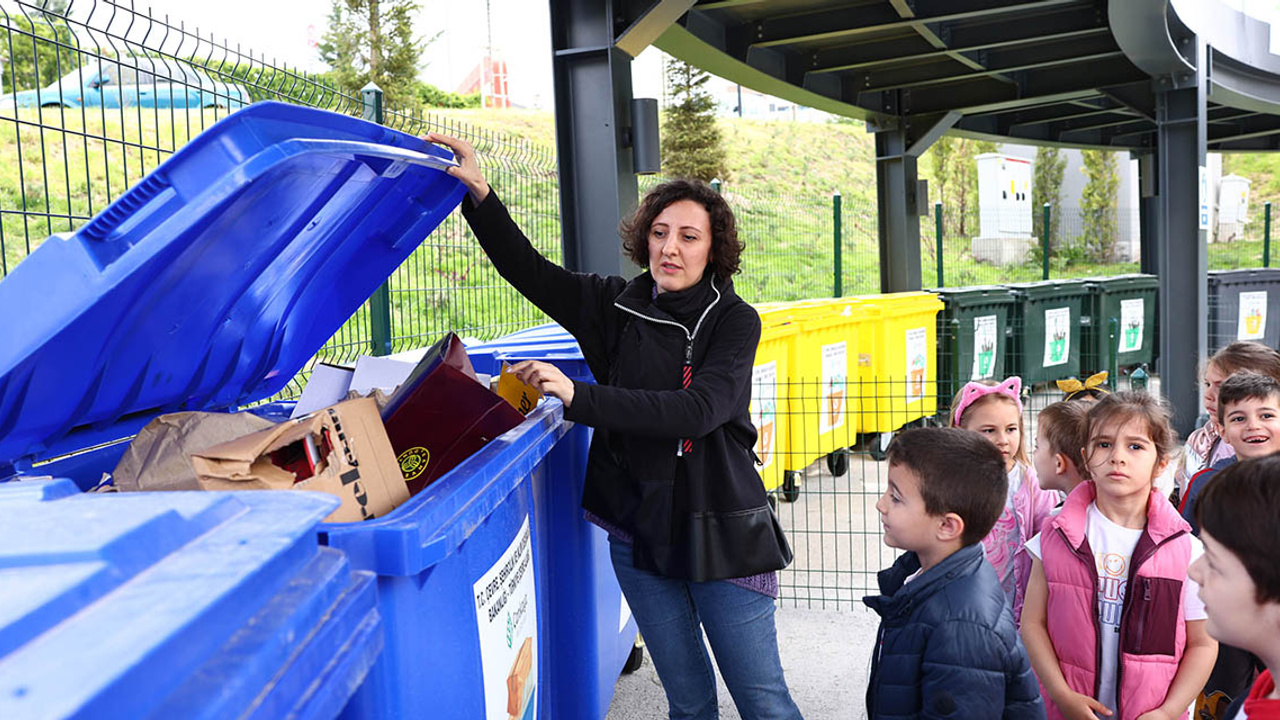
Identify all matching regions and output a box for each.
[423,132,490,204]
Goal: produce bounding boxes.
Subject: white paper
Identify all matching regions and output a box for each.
[906,328,928,403]
[1119,298,1144,354]
[473,515,538,720]
[349,355,417,396]
[750,361,779,470]
[1239,291,1269,340]
[289,363,354,419]
[970,315,998,380]
[1044,307,1072,368]
[820,342,847,433]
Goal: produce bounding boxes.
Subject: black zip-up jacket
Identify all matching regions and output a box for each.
[462,190,791,581]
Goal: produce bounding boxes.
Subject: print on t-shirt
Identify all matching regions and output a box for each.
[1098,549,1128,628]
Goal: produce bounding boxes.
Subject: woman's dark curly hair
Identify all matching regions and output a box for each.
[620,178,743,281]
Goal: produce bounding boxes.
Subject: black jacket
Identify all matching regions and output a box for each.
[462,190,791,581]
[863,544,1045,720]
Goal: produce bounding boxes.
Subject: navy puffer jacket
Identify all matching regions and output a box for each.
[863,543,1045,720]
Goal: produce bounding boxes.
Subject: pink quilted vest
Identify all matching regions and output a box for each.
[1038,481,1192,720]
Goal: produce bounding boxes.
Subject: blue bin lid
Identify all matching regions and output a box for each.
[0,479,382,718]
[0,101,464,469]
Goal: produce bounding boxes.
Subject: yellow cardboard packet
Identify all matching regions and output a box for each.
[495,361,541,415]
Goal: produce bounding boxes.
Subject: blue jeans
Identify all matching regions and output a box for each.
[609,539,802,720]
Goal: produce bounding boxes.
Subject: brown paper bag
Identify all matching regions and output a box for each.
[190,398,409,523]
[113,411,277,492]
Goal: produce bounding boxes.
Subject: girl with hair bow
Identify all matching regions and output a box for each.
[949,376,1059,625]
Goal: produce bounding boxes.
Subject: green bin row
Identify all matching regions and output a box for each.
[934,274,1160,400]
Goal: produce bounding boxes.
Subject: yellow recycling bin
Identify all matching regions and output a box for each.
[849,292,945,436]
[749,319,798,497]
[758,298,877,487]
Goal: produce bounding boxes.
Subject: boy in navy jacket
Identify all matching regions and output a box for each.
[864,427,1045,719]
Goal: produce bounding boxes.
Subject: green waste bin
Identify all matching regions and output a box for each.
[1208,269,1280,353]
[1083,274,1159,375]
[1005,279,1090,384]
[932,286,1017,406]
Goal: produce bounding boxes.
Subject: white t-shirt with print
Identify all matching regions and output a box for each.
[1026,501,1206,714]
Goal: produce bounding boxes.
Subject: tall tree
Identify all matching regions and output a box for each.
[318,0,424,109]
[661,58,729,182]
[0,3,79,93]
[1032,146,1067,248]
[1080,149,1121,261]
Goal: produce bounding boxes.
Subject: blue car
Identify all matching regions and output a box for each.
[0,58,250,110]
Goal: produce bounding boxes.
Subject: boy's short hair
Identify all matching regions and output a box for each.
[1196,455,1280,603]
[886,427,1006,546]
[1038,401,1089,472]
[1217,370,1280,424]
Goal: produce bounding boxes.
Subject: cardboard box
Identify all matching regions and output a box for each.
[191,398,409,523]
[381,332,526,495]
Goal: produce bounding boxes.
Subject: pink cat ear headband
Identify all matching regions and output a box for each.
[952,376,1023,426]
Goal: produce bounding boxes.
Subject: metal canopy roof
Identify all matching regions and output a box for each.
[651,0,1280,151]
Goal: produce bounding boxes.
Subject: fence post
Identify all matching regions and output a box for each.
[935,201,944,288]
[363,82,393,357]
[1265,201,1272,268]
[833,191,843,297]
[1041,203,1051,281]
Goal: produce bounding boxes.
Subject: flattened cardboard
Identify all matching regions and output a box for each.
[113,411,277,492]
[191,398,409,523]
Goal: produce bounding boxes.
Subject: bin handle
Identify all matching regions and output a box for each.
[274,138,460,173]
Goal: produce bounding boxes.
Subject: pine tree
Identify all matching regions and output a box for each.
[1032,146,1067,248]
[661,59,729,182]
[318,0,424,109]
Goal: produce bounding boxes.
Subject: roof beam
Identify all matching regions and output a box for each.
[1096,81,1156,121]
[615,0,698,57]
[854,35,1121,93]
[870,55,1146,115]
[808,6,1106,74]
[750,0,1085,49]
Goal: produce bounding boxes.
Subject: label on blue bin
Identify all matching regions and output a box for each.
[473,515,538,720]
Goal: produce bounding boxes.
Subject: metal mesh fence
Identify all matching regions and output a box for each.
[0,1,561,400]
[762,311,1161,607]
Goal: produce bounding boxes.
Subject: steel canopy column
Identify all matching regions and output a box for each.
[550,0,639,277]
[875,125,921,293]
[1154,43,1208,436]
[1137,152,1161,276]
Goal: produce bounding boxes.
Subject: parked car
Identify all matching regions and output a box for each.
[0,58,250,110]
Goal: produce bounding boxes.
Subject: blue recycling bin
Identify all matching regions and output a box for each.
[1,101,634,720]
[0,479,382,719]
[0,100,464,718]
[467,326,640,720]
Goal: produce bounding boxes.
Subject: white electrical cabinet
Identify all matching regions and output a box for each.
[976,153,1033,238]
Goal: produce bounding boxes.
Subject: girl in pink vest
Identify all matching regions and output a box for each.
[1021,392,1219,720]
[951,376,1059,625]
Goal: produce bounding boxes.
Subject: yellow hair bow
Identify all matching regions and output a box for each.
[1055,371,1110,399]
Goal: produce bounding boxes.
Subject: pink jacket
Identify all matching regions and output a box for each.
[981,463,1057,624]
[1038,482,1192,720]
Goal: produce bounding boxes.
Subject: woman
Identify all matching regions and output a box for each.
[428,132,799,719]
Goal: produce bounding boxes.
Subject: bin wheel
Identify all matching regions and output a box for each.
[781,471,801,503]
[868,433,891,462]
[622,643,644,674]
[825,450,848,477]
